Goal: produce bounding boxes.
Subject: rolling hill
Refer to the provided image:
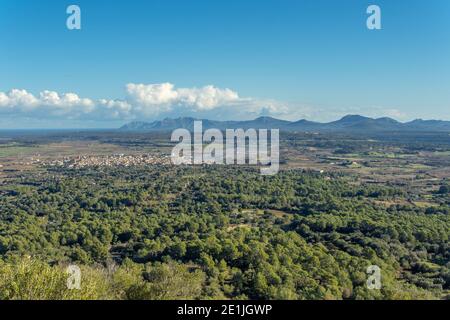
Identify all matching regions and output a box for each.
[120,115,450,132]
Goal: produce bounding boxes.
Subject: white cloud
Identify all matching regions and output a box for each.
[125,83,242,114]
[0,89,96,113]
[0,89,39,111]
[0,83,288,121]
[126,83,178,112]
[0,83,416,124]
[0,88,128,120]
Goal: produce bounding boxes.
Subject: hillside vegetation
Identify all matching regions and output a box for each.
[0,166,448,299]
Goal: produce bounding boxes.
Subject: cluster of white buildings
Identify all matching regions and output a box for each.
[41,154,171,168]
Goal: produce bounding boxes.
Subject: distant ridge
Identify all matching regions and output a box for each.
[120,115,450,132]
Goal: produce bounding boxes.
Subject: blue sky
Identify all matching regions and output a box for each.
[0,0,449,128]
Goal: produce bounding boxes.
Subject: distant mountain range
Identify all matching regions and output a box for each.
[120,115,450,132]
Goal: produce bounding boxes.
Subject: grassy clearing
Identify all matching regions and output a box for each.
[0,145,38,157]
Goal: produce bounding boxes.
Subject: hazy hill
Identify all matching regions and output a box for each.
[120,115,450,132]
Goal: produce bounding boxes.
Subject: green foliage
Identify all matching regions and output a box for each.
[125,261,205,300]
[0,257,111,300]
[438,185,449,195]
[0,165,448,300]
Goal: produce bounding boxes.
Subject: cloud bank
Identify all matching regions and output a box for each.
[0,83,289,122]
[0,83,409,126]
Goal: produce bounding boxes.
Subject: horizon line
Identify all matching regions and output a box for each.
[1,114,449,131]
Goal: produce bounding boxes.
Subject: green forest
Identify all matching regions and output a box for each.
[0,165,448,300]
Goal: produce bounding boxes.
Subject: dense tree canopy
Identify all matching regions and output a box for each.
[0,165,448,299]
